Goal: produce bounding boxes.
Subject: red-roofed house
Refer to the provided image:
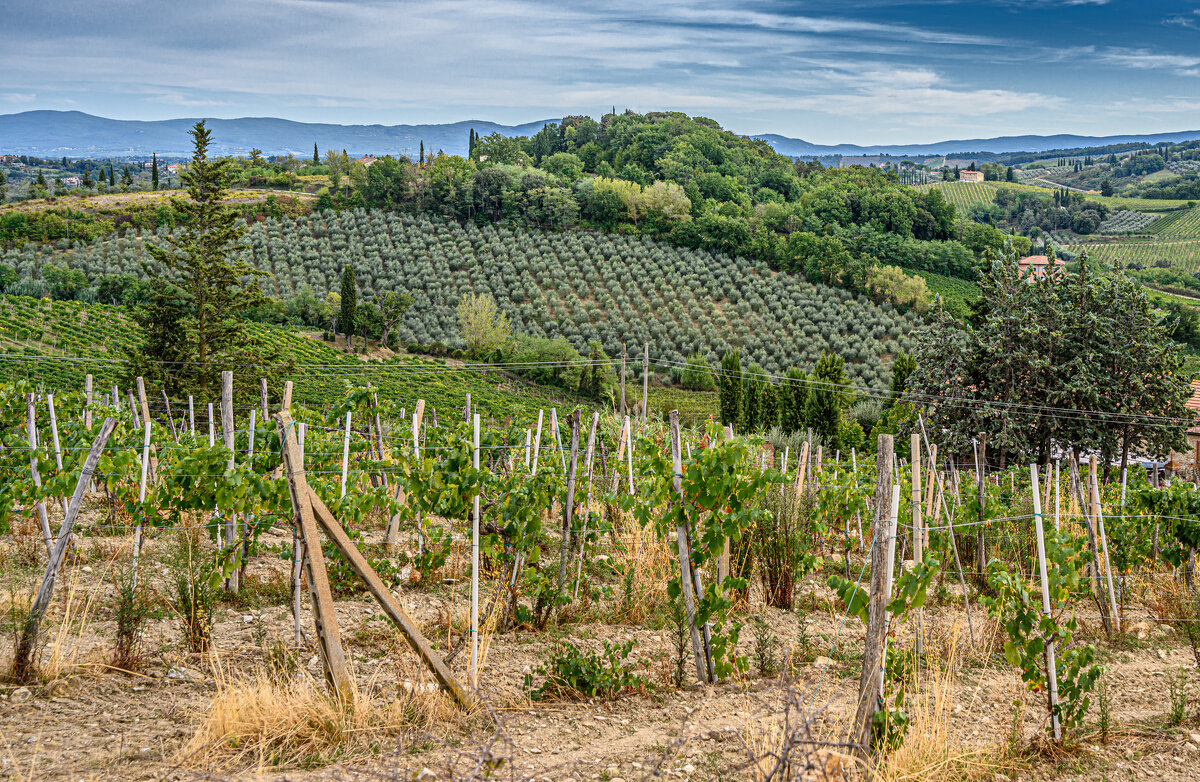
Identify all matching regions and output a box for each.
[1017,255,1067,279]
[357,155,378,167]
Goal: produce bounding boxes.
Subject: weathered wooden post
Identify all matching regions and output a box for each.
[670,410,709,684]
[26,393,52,554]
[1031,464,1062,742]
[853,433,893,757]
[221,371,238,592]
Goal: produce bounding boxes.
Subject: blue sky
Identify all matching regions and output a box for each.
[3,0,1200,144]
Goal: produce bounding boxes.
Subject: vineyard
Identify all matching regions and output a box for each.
[1,211,916,386]
[1069,237,1200,271]
[1,365,1199,781]
[1146,205,1200,238]
[912,181,997,213]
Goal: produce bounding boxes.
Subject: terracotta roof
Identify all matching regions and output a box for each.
[1187,379,1200,434]
[1017,255,1063,266]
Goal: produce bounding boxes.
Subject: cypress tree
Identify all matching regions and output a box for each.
[761,379,779,431]
[419,140,424,166]
[108,163,115,187]
[805,351,853,449]
[313,142,319,164]
[340,264,358,351]
[742,364,765,433]
[718,349,743,429]
[151,153,159,190]
[779,367,808,434]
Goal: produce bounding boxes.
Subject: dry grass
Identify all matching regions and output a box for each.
[181,657,462,770]
[873,634,1002,782]
[609,510,674,625]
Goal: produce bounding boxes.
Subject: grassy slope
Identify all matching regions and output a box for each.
[0,294,595,422]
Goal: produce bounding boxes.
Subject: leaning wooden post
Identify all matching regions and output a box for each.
[557,409,581,592]
[1084,456,1114,638]
[531,409,544,475]
[14,418,117,682]
[47,394,69,517]
[275,412,354,702]
[26,393,52,554]
[1031,464,1062,742]
[470,412,481,690]
[573,411,600,599]
[974,435,987,589]
[161,390,178,442]
[1090,455,1120,637]
[670,410,709,684]
[853,433,893,757]
[221,371,239,592]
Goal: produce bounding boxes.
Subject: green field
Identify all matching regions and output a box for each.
[1145,204,1200,237]
[1068,237,1200,271]
[0,294,590,421]
[915,180,1191,216]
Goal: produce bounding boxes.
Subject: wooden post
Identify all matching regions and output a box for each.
[207,403,215,447]
[282,380,293,412]
[471,412,481,691]
[573,412,600,599]
[670,410,708,684]
[549,407,566,474]
[1031,465,1062,742]
[340,411,352,499]
[260,378,270,421]
[26,394,52,554]
[1090,455,1120,637]
[111,384,119,412]
[1083,456,1114,639]
[130,420,152,591]
[221,371,238,592]
[911,432,923,658]
[84,374,93,431]
[641,342,649,427]
[275,412,354,701]
[188,395,195,437]
[557,409,581,591]
[14,418,117,681]
[853,433,893,756]
[46,394,68,517]
[305,488,473,708]
[135,376,152,434]
[974,435,987,589]
[532,409,544,475]
[620,344,626,415]
[128,392,141,429]
[161,390,178,441]
[792,441,810,503]
[880,483,901,700]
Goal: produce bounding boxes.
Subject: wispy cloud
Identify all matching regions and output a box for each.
[2,92,36,103]
[1163,9,1200,30]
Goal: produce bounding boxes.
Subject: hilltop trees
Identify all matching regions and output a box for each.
[129,120,285,395]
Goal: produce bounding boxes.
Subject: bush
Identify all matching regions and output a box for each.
[680,352,716,391]
[524,640,649,700]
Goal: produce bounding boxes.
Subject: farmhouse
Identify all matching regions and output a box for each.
[357,155,378,167]
[959,169,984,182]
[1017,254,1067,279]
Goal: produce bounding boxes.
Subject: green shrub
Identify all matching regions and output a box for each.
[524,640,649,700]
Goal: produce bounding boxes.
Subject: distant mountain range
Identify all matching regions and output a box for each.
[0,111,558,158]
[3,110,1200,159]
[753,130,1200,158]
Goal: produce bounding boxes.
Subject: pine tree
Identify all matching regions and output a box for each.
[340,264,358,351]
[81,166,93,188]
[121,166,133,188]
[718,349,743,429]
[151,153,159,190]
[35,169,47,188]
[130,120,279,395]
[108,163,115,187]
[313,142,320,165]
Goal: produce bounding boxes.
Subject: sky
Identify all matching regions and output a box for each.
[3,0,1200,145]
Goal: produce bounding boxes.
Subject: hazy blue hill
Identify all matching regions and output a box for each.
[754,129,1200,157]
[0,110,559,158]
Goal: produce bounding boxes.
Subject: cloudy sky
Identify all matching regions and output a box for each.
[4,0,1200,144]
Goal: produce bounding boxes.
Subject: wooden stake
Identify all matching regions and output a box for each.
[260,378,270,421]
[911,432,923,658]
[1083,456,1114,639]
[131,420,151,591]
[26,393,52,554]
[340,411,352,499]
[974,435,987,589]
[221,371,238,592]
[161,390,178,441]
[557,409,581,591]
[1031,464,1062,742]
[641,342,649,427]
[46,394,68,517]
[853,433,893,756]
[532,409,543,475]
[275,412,354,701]
[471,412,481,691]
[670,410,708,684]
[573,412,599,599]
[1090,455,1120,636]
[15,418,116,681]
[188,395,194,436]
[620,344,626,415]
[84,374,93,431]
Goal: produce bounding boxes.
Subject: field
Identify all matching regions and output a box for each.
[915,180,1192,217]
[910,269,980,317]
[2,376,1199,782]
[1146,204,1200,237]
[2,211,917,386]
[1068,237,1200,271]
[912,181,998,212]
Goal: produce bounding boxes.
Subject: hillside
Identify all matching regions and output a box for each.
[0,293,589,420]
[1,211,916,388]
